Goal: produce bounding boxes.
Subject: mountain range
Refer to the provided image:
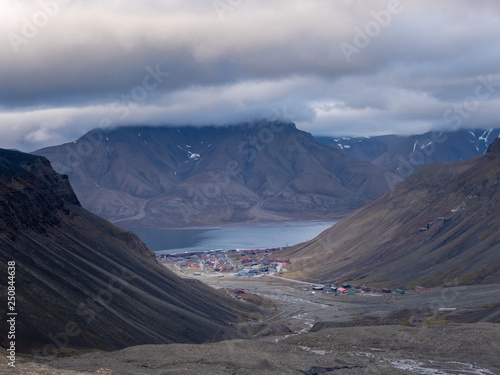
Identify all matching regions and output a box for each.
[34,122,390,228]
[316,128,500,180]
[282,138,500,288]
[2,145,499,375]
[0,149,258,354]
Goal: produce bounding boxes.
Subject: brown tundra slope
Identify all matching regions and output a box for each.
[0,149,259,355]
[282,138,500,289]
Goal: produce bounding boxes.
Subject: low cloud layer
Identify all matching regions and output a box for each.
[1,0,500,151]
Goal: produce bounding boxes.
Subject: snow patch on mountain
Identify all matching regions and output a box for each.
[188,151,200,160]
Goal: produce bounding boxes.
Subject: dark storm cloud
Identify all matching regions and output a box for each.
[0,0,499,150]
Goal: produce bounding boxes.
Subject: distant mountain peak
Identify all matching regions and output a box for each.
[315,128,500,178]
[34,123,390,228]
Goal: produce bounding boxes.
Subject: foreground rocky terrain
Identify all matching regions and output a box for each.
[3,323,499,374]
[3,274,499,374]
[34,122,390,228]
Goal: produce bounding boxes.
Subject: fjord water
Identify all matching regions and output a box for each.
[131,221,337,254]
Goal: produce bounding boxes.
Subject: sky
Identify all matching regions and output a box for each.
[1,0,500,151]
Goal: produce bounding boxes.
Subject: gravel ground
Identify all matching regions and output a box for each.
[2,275,499,375]
[205,275,500,332]
[3,323,499,374]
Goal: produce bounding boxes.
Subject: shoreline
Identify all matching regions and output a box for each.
[130,220,338,254]
[129,219,338,232]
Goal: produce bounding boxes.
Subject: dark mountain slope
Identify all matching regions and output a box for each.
[281,138,500,288]
[35,122,390,228]
[0,149,258,354]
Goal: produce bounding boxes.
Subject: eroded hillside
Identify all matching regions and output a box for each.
[282,138,500,288]
[0,149,259,354]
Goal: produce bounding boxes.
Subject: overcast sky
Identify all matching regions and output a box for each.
[1,0,500,151]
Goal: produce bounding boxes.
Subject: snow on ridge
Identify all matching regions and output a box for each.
[188,151,200,160]
[420,140,433,150]
[479,129,493,143]
[178,144,200,160]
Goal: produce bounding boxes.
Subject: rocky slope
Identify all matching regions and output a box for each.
[281,138,500,288]
[34,122,390,228]
[0,149,259,355]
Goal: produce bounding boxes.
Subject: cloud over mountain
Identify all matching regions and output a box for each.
[1,0,500,151]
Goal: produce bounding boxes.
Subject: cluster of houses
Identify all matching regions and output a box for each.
[235,248,290,277]
[312,283,414,296]
[157,247,287,276]
[157,250,428,297]
[158,251,234,273]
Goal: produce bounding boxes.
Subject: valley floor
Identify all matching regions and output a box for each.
[3,272,500,375]
[3,322,499,375]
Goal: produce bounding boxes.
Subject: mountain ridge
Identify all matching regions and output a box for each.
[315,128,500,178]
[34,122,391,228]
